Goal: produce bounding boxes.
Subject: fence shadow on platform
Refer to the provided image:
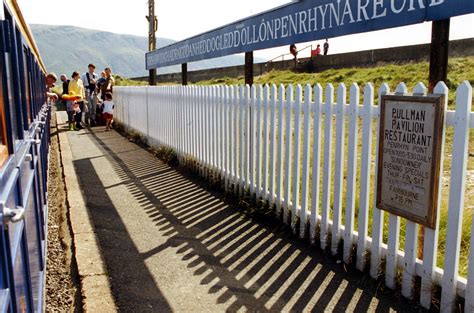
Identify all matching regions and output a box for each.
[74,128,424,312]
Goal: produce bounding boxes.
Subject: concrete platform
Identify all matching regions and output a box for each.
[56,111,425,312]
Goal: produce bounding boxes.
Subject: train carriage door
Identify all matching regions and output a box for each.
[0,4,36,312]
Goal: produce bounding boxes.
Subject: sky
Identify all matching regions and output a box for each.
[17,0,474,62]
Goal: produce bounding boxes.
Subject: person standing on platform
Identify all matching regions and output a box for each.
[45,73,58,102]
[100,67,115,101]
[68,71,85,130]
[82,64,99,126]
[60,74,69,108]
[324,39,329,55]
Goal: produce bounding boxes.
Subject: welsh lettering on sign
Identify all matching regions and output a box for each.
[377,95,445,229]
[146,0,474,69]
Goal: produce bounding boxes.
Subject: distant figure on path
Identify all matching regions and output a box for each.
[289,44,298,62]
[82,64,99,126]
[324,39,329,55]
[311,44,321,57]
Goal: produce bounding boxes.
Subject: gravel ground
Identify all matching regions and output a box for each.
[46,106,81,312]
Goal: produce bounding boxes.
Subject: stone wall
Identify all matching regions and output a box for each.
[133,38,474,84]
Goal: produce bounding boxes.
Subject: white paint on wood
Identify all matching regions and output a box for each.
[300,84,312,239]
[420,81,448,309]
[310,84,323,244]
[332,83,346,255]
[441,81,472,313]
[321,84,334,250]
[343,83,359,263]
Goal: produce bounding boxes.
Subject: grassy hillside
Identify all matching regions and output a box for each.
[31,24,261,78]
[197,57,474,108]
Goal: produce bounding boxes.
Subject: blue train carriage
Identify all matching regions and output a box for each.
[1,0,51,312]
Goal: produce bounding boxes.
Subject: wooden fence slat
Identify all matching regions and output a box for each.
[276,84,286,215]
[203,86,209,173]
[244,85,250,190]
[441,81,472,313]
[250,85,257,195]
[228,86,233,183]
[300,84,312,239]
[344,83,359,263]
[256,85,263,199]
[386,215,400,289]
[211,86,216,169]
[283,85,294,225]
[310,84,323,244]
[403,222,419,299]
[233,85,240,190]
[215,86,220,171]
[321,84,334,250]
[332,83,346,255]
[220,86,225,174]
[357,83,374,271]
[199,87,203,169]
[385,83,405,289]
[223,86,228,188]
[466,212,474,312]
[292,85,303,233]
[263,85,270,200]
[269,84,278,204]
[420,81,448,309]
[370,83,389,279]
[239,85,246,194]
[391,83,419,300]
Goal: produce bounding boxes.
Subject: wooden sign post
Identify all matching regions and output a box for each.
[377,94,445,229]
[245,51,254,86]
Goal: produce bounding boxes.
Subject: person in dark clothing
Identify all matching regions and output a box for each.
[60,74,74,126]
[61,74,69,95]
[324,39,329,55]
[289,44,298,62]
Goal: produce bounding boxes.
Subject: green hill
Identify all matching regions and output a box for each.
[30,24,260,78]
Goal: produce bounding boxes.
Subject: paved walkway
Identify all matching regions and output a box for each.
[57,111,424,312]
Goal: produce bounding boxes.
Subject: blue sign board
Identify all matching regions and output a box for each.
[146,0,474,69]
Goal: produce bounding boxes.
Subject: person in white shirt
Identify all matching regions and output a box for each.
[81,64,99,126]
[102,92,115,131]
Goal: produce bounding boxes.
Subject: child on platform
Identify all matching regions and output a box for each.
[102,92,115,131]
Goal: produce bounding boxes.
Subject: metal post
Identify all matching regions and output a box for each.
[147,0,157,86]
[245,51,253,86]
[182,63,188,85]
[428,19,450,93]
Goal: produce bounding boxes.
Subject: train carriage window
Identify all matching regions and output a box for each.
[22,48,31,124]
[3,9,23,142]
[0,62,9,167]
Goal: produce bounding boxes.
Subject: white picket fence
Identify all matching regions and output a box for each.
[115,81,473,312]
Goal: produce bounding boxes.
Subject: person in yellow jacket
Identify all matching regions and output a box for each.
[68,71,86,129]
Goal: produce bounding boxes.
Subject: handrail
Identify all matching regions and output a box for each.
[266,44,313,64]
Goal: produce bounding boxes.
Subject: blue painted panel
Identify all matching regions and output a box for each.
[146,0,474,69]
[23,177,40,307]
[12,244,28,312]
[0,289,10,312]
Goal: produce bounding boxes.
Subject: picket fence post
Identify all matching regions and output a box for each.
[441,81,472,313]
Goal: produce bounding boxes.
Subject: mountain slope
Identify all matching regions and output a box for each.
[30,24,260,78]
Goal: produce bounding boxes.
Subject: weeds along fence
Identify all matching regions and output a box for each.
[115,81,473,312]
